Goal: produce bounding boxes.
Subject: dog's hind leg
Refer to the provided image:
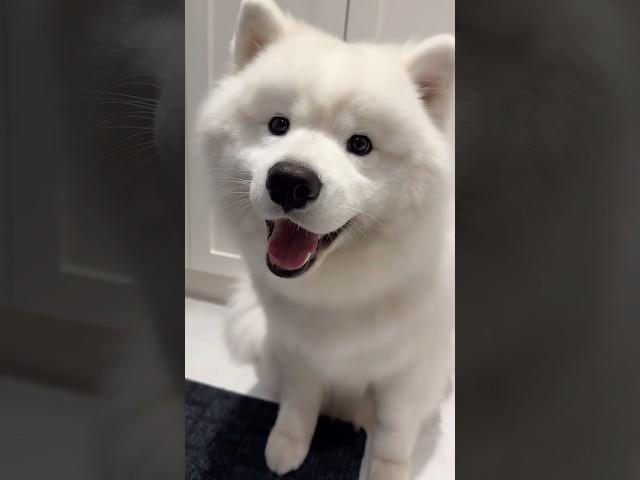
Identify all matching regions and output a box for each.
[369,361,449,480]
[224,276,266,365]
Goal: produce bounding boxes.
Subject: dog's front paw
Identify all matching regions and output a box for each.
[265,428,309,476]
[369,458,410,480]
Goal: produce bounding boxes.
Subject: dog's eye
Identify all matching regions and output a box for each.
[268,116,290,136]
[347,134,373,156]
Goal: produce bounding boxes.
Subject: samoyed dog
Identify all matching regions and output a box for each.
[198,0,454,478]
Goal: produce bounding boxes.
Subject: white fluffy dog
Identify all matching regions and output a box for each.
[198,1,454,478]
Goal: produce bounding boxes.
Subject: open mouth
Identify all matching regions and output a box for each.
[265,219,345,278]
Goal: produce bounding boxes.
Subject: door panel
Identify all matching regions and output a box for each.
[6,0,184,326]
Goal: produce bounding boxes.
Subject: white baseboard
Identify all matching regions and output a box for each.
[185,268,235,304]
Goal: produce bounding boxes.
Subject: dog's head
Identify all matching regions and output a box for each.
[200,0,453,286]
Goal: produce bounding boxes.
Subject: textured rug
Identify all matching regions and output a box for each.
[185,380,367,479]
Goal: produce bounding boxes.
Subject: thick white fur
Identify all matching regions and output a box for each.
[197,1,454,478]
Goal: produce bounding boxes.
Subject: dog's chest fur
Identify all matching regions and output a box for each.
[256,279,450,385]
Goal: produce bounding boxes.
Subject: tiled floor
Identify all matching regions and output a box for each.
[186,296,455,480]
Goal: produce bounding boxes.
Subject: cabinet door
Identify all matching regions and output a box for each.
[0,4,8,305]
[186,0,349,277]
[6,1,149,326]
[7,1,185,327]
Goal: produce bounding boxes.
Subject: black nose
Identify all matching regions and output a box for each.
[266,161,322,212]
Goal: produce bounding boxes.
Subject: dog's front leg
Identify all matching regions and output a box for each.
[265,363,323,476]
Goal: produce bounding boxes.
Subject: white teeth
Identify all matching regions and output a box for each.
[303,252,313,263]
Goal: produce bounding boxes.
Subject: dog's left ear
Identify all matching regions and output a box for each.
[232,0,288,71]
[404,34,455,131]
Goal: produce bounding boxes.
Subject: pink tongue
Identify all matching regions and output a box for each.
[267,220,320,270]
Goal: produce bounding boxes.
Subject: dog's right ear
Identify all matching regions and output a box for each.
[232,0,288,71]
